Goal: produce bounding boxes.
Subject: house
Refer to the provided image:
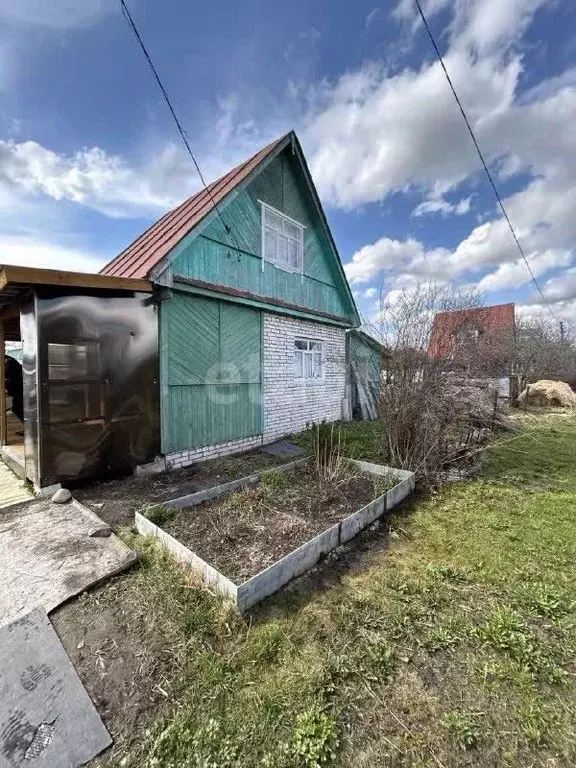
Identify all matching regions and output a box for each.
[428,303,516,375]
[0,131,361,491]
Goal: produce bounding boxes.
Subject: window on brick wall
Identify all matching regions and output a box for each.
[260,202,304,273]
[294,338,323,379]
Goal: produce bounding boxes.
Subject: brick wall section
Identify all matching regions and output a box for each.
[263,313,347,441]
[163,313,347,469]
[165,434,264,469]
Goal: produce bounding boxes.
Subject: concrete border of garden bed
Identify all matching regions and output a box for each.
[135,458,415,612]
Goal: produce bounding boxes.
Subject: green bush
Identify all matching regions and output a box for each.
[287,705,339,767]
[441,710,482,750]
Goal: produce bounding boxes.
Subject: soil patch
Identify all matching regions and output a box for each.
[51,574,176,767]
[161,464,382,582]
[72,449,287,529]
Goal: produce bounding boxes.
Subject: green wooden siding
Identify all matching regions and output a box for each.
[170,147,356,322]
[348,331,382,419]
[161,292,262,452]
[349,332,382,388]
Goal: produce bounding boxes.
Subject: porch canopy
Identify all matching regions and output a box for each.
[0,265,152,340]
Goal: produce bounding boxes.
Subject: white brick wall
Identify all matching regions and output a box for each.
[263,313,346,441]
[166,434,264,468]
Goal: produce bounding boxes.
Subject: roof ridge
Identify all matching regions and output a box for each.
[435,302,515,316]
[100,133,290,279]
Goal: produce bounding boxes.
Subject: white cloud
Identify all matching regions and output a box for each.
[449,0,546,56]
[393,0,546,56]
[539,267,576,304]
[304,49,521,208]
[477,250,573,292]
[516,299,576,324]
[0,139,198,219]
[0,0,112,30]
[392,0,451,24]
[413,195,471,217]
[0,233,105,272]
[307,3,564,210]
[323,0,576,305]
[304,0,555,209]
[345,237,434,284]
[364,8,380,29]
[363,286,378,298]
[454,197,472,215]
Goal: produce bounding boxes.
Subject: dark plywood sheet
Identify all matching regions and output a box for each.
[260,440,304,458]
[0,608,111,767]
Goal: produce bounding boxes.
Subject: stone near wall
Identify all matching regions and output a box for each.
[51,488,72,504]
[134,457,167,477]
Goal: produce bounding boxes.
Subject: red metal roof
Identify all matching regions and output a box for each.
[100,134,288,279]
[428,303,515,358]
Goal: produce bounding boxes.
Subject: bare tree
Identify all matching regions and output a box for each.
[366,284,501,483]
[512,316,576,383]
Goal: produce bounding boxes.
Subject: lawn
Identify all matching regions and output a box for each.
[291,419,387,464]
[63,413,576,767]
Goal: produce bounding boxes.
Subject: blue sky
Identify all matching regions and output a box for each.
[1,0,576,324]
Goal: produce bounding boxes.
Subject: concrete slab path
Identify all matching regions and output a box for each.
[0,498,138,626]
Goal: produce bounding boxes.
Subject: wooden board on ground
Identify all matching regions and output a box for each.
[0,461,33,509]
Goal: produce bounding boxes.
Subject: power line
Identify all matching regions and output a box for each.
[414,0,558,322]
[118,0,240,250]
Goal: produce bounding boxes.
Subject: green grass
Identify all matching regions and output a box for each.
[113,413,576,767]
[143,503,175,526]
[291,420,386,464]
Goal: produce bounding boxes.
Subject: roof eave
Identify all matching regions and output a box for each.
[0,265,152,295]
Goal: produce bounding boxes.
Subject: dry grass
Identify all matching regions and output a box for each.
[160,463,377,582]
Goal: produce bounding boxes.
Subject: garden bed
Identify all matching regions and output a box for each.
[135,458,415,611]
[162,463,377,582]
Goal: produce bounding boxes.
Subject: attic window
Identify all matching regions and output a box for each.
[260,202,304,273]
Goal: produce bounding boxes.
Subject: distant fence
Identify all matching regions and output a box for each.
[445,373,525,403]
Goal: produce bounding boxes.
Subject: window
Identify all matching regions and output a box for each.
[294,338,323,380]
[261,202,304,273]
[48,342,99,380]
[46,342,103,424]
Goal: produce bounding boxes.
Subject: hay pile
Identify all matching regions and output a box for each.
[518,379,576,408]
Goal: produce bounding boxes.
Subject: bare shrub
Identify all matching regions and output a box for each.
[311,421,347,482]
[370,284,500,483]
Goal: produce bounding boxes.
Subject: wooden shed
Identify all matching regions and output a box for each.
[347,329,384,420]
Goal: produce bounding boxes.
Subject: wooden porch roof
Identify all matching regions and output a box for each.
[0,265,152,310]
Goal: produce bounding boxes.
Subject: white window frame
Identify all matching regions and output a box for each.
[294,337,324,381]
[259,200,305,274]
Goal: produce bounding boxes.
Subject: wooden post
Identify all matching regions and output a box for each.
[0,320,6,447]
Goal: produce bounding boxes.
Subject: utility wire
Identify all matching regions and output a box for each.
[414,0,558,322]
[119,0,240,249]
